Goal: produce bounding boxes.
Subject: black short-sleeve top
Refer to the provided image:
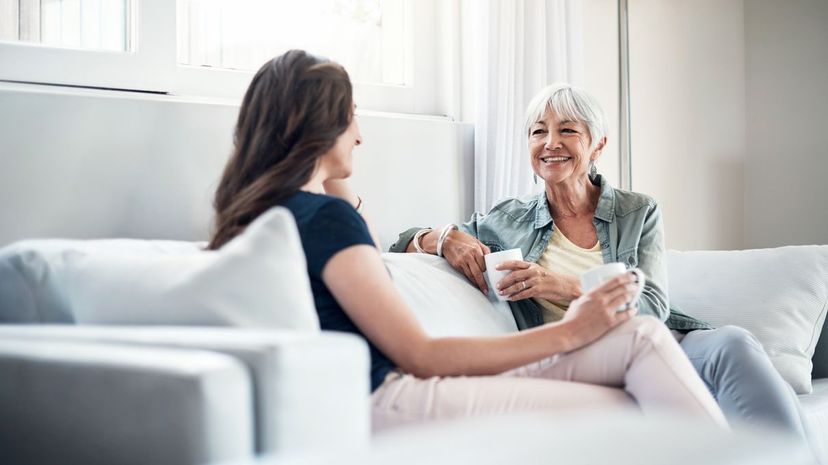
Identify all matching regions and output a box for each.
[281,191,396,391]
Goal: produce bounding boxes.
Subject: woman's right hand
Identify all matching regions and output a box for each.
[441,230,492,294]
[562,273,640,348]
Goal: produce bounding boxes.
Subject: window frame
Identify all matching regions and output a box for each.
[0,0,446,115]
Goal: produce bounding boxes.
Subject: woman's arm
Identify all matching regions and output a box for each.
[323,244,639,378]
[403,229,492,294]
[390,211,493,294]
[635,202,669,321]
[322,179,381,249]
[390,210,487,254]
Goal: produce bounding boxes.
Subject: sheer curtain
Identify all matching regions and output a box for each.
[473,0,583,213]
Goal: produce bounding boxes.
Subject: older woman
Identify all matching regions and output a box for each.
[391,83,806,438]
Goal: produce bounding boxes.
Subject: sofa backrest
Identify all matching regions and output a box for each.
[0,86,473,252]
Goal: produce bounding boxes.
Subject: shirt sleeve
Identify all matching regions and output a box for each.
[458,211,485,239]
[304,199,376,277]
[635,201,670,322]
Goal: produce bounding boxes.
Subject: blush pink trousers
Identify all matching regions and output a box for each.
[371,316,728,431]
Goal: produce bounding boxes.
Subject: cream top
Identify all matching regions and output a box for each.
[533,227,604,323]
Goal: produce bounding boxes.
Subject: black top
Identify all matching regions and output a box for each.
[281,191,396,391]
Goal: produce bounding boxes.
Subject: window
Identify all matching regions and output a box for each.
[0,0,449,115]
[0,0,130,52]
[178,0,405,87]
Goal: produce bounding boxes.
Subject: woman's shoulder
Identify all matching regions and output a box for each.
[611,187,658,217]
[284,191,359,224]
[490,192,542,214]
[485,193,540,223]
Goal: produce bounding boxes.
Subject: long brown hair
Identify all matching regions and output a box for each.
[208,50,353,250]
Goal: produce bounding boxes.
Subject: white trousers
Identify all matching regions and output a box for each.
[372,316,728,431]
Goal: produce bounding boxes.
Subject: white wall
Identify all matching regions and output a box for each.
[628,0,746,251]
[0,83,473,250]
[743,0,828,248]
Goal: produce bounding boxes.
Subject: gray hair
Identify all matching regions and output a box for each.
[523,83,608,151]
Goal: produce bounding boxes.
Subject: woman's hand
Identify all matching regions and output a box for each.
[562,273,640,349]
[440,230,491,294]
[495,261,580,302]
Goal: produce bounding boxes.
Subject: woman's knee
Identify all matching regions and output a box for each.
[625,314,667,334]
[709,326,764,357]
[684,326,765,366]
[616,315,672,343]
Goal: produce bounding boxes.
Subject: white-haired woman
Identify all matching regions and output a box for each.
[392,83,805,438]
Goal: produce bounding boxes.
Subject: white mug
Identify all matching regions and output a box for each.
[580,262,646,312]
[484,248,524,302]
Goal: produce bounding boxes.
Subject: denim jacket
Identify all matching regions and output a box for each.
[389,175,711,332]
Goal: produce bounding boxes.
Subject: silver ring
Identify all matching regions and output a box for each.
[521,281,527,290]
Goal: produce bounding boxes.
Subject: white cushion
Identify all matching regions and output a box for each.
[0,337,255,464]
[0,239,204,323]
[799,379,828,464]
[382,253,517,336]
[667,246,828,394]
[321,411,813,465]
[0,325,370,455]
[1,207,319,331]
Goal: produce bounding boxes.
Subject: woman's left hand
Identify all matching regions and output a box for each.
[495,260,579,302]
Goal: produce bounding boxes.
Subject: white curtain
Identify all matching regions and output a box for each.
[473,0,583,213]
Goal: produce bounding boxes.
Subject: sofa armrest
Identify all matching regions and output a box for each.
[0,338,254,465]
[0,326,371,454]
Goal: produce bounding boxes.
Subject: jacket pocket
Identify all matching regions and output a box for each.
[617,249,638,268]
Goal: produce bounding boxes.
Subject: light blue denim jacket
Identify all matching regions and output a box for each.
[389,175,710,332]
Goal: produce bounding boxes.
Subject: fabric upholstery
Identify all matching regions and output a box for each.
[383,253,517,337]
[799,379,828,463]
[0,207,319,331]
[0,338,254,465]
[0,325,371,455]
[667,246,828,394]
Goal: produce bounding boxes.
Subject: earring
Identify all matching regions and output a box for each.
[533,173,538,185]
[588,161,597,179]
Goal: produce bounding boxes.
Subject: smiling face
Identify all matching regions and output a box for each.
[528,108,605,187]
[318,104,362,180]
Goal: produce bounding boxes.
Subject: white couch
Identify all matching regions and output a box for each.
[0,238,826,464]
[0,211,372,465]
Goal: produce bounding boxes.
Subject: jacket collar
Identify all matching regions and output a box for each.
[593,175,616,223]
[533,175,616,229]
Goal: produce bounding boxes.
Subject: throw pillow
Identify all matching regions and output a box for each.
[0,239,204,323]
[382,253,518,337]
[667,246,828,394]
[0,207,319,331]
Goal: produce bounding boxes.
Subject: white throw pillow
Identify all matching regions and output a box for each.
[383,253,517,337]
[0,207,319,331]
[0,238,205,323]
[667,246,828,394]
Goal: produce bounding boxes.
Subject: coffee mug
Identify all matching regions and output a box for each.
[484,248,524,302]
[580,262,646,312]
